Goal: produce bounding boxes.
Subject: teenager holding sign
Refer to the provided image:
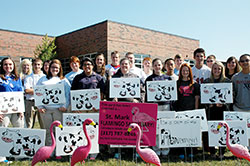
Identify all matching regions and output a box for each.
[36,59,71,146]
[0,57,24,163]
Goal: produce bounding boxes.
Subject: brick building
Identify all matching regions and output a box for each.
[0,20,199,72]
[56,20,199,72]
[0,29,54,65]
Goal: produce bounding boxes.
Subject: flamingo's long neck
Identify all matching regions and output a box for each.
[83,122,91,148]
[49,123,56,148]
[224,123,232,149]
[136,126,142,152]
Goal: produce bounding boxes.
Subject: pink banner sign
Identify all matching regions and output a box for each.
[99,101,158,146]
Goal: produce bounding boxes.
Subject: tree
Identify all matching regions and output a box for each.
[34,34,57,61]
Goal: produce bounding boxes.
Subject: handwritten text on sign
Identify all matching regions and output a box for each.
[159,119,202,148]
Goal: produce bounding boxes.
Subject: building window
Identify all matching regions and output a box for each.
[20,57,33,63]
[78,52,98,62]
[61,52,98,75]
[134,54,151,69]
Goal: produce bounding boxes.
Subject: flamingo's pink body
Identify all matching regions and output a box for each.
[31,120,63,166]
[218,122,250,162]
[132,107,155,122]
[128,123,161,166]
[71,118,96,166]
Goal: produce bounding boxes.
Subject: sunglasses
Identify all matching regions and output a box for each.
[206,60,214,63]
[240,59,250,63]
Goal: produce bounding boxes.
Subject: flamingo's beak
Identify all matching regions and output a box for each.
[217,124,222,130]
[58,124,63,129]
[128,128,132,132]
[90,121,96,126]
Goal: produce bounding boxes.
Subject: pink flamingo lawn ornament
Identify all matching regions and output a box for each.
[31,120,63,166]
[131,107,155,132]
[128,123,161,166]
[217,121,250,162]
[71,118,96,166]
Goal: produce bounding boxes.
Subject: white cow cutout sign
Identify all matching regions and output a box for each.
[208,121,248,147]
[110,78,140,98]
[0,92,25,114]
[201,83,233,104]
[34,83,65,106]
[55,126,99,156]
[146,80,177,102]
[71,89,100,111]
[0,127,45,157]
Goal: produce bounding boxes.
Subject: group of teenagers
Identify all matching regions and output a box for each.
[0,48,249,162]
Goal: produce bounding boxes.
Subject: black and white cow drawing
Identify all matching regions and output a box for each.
[175,113,205,120]
[22,135,42,156]
[58,127,96,154]
[0,96,18,113]
[224,113,243,121]
[203,85,230,103]
[1,129,42,157]
[64,115,99,127]
[58,131,83,154]
[1,129,22,155]
[35,87,62,105]
[113,80,139,97]
[210,123,245,145]
[160,129,171,146]
[72,91,99,110]
[148,83,175,101]
[64,115,82,126]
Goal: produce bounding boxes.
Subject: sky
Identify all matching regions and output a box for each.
[1,0,250,61]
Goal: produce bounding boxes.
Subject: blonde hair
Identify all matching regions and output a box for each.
[19,59,32,80]
[210,61,226,82]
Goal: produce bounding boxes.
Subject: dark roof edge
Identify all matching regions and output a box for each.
[107,20,199,41]
[57,20,108,37]
[0,28,55,38]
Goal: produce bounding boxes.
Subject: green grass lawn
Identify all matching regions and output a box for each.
[5,150,248,166]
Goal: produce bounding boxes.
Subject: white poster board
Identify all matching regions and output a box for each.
[55,126,99,156]
[71,89,100,111]
[159,119,202,148]
[146,80,177,101]
[0,92,25,114]
[224,111,250,143]
[201,83,233,104]
[63,113,99,126]
[0,127,45,157]
[175,109,208,132]
[34,83,65,106]
[208,121,248,147]
[109,78,140,98]
[157,111,176,134]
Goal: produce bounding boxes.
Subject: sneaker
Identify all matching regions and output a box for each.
[188,154,194,158]
[179,154,185,159]
[114,153,120,159]
[3,160,13,164]
[161,148,170,156]
[90,157,95,160]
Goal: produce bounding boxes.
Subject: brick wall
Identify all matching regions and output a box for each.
[0,20,199,68]
[55,21,108,59]
[107,21,199,63]
[0,29,51,66]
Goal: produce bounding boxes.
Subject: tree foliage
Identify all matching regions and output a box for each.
[34,34,57,61]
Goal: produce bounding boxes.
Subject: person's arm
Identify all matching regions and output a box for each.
[25,89,34,95]
[195,95,200,109]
